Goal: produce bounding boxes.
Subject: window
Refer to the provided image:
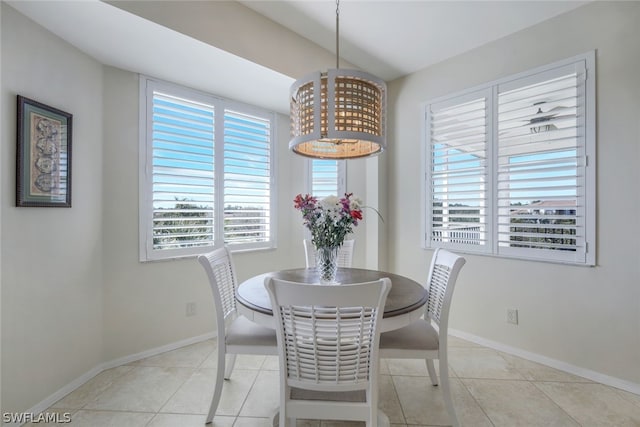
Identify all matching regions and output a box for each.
[424,52,595,265]
[428,90,491,248]
[308,159,346,198]
[140,77,276,261]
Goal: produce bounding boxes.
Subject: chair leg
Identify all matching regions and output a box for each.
[206,343,227,424]
[278,409,289,427]
[367,409,377,427]
[438,354,459,427]
[277,382,289,427]
[206,356,226,423]
[377,409,390,427]
[426,359,438,386]
[224,353,237,379]
[365,407,390,427]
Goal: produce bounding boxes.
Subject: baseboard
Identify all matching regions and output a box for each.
[4,365,104,427]
[449,328,640,396]
[13,332,216,427]
[100,331,216,371]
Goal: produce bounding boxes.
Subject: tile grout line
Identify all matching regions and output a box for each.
[529,380,584,427]
[145,367,200,426]
[500,348,584,426]
[456,376,496,427]
[385,370,408,426]
[233,362,266,424]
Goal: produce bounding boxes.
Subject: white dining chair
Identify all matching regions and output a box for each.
[379,248,466,427]
[265,277,392,427]
[303,238,355,268]
[198,247,278,424]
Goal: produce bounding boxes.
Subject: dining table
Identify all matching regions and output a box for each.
[236,267,428,332]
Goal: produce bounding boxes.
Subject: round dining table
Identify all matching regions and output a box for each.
[236,267,428,332]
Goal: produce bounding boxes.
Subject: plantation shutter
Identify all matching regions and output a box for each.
[496,61,588,263]
[310,159,345,198]
[223,109,272,246]
[141,77,277,261]
[150,91,215,253]
[426,89,491,251]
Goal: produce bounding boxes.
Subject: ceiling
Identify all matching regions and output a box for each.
[240,1,589,81]
[7,0,589,114]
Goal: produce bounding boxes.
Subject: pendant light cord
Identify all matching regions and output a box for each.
[336,0,340,69]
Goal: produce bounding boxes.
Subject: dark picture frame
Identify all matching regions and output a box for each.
[16,95,73,207]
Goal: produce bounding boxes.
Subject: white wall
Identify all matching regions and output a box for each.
[1,1,372,414]
[1,4,104,414]
[101,66,308,361]
[388,1,640,386]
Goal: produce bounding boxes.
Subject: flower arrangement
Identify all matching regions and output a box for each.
[293,193,363,249]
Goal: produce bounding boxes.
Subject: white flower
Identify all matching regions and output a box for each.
[327,208,340,222]
[319,195,339,210]
[350,197,363,211]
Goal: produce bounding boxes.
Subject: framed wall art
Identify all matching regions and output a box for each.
[16,95,73,207]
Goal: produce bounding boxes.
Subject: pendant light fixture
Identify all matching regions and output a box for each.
[289,0,387,159]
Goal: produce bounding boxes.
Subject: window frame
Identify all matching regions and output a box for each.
[139,76,277,261]
[422,52,596,265]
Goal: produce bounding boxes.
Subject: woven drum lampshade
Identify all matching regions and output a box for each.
[289,68,387,159]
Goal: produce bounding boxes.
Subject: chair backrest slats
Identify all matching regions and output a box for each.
[198,247,238,324]
[425,248,466,327]
[266,278,390,392]
[280,305,376,384]
[210,260,236,319]
[427,264,450,324]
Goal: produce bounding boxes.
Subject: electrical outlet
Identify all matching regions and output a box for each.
[507,308,518,325]
[186,302,197,317]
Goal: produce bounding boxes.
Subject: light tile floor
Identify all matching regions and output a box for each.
[36,337,640,426]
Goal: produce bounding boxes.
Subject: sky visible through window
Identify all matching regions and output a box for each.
[150,90,272,252]
[312,159,339,198]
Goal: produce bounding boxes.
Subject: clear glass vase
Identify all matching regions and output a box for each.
[316,246,339,285]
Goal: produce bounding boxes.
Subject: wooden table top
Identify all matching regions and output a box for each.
[236,267,428,319]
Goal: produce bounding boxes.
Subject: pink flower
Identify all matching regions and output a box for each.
[293,192,369,248]
[293,194,316,210]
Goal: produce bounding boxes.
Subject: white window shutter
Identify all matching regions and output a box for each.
[140,77,277,261]
[150,91,215,253]
[426,89,491,251]
[310,159,345,198]
[223,109,272,246]
[497,62,588,263]
[423,53,594,265]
